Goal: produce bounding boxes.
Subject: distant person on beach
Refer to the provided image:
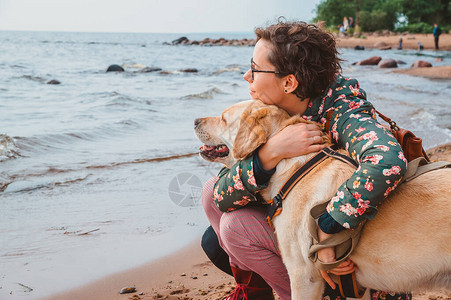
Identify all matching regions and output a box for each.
[201,20,409,300]
[433,24,442,50]
[348,16,354,28]
[343,16,349,31]
[418,41,424,50]
[398,37,403,50]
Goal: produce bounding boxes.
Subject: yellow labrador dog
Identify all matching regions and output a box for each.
[194,100,451,299]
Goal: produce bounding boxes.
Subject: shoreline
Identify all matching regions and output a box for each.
[172,33,451,51]
[46,144,451,300]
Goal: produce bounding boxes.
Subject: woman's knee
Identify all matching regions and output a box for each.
[219,208,256,249]
[201,176,218,212]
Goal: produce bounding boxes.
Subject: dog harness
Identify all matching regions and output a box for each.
[265,145,358,227]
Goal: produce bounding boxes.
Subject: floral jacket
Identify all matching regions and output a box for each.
[213,75,408,229]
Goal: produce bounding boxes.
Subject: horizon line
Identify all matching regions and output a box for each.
[0,29,256,35]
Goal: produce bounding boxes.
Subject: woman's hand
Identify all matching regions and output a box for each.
[317,227,357,289]
[258,123,325,170]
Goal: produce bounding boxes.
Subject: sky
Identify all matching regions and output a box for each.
[0,0,321,33]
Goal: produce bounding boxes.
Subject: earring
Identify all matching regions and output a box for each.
[284,89,288,93]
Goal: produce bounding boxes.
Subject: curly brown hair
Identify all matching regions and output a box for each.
[255,20,342,100]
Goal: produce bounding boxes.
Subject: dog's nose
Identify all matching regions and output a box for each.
[194,118,201,127]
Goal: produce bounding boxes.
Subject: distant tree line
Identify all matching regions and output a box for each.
[313,0,450,33]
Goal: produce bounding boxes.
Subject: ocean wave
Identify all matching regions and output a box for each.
[14,123,141,153]
[2,152,197,193]
[408,108,437,121]
[4,174,91,194]
[181,87,224,100]
[0,134,21,162]
[214,65,243,74]
[20,75,47,83]
[105,91,153,108]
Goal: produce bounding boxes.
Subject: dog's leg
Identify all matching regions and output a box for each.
[283,259,324,300]
[290,274,324,300]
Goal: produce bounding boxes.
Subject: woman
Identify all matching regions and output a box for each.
[201,20,409,300]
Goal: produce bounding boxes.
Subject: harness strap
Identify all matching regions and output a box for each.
[266,145,357,227]
[403,157,451,182]
[338,273,366,298]
[307,202,366,271]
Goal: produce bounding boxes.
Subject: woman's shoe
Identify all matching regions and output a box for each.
[225,266,275,300]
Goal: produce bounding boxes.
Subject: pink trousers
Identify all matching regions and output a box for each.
[201,177,292,300]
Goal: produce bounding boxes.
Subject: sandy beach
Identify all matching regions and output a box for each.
[336,33,451,51]
[46,143,451,300]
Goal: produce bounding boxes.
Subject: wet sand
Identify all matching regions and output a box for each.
[393,65,451,79]
[46,143,451,300]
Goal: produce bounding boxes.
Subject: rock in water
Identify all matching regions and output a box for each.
[378,59,398,68]
[172,36,189,45]
[119,286,136,294]
[136,67,162,73]
[107,64,124,72]
[411,60,432,68]
[354,45,365,50]
[46,79,61,84]
[357,56,382,66]
[180,68,198,73]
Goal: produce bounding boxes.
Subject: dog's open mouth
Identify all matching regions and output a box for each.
[199,144,230,159]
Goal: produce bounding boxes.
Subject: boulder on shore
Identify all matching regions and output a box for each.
[357,56,382,66]
[378,59,398,68]
[374,41,392,50]
[354,45,365,50]
[411,60,432,68]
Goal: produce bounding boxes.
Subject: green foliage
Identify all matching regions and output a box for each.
[313,0,356,27]
[313,0,450,32]
[395,22,434,33]
[358,10,396,31]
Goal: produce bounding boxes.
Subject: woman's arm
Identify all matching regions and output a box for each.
[326,100,408,229]
[213,123,324,212]
[213,157,268,212]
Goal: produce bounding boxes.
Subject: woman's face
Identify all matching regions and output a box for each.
[243,39,285,106]
[243,39,308,116]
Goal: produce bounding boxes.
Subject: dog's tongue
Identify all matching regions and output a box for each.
[199,144,229,158]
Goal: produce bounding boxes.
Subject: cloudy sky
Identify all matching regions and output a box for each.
[0,0,321,33]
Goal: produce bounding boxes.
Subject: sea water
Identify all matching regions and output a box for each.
[0,31,450,299]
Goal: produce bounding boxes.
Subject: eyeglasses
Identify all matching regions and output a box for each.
[250,58,283,80]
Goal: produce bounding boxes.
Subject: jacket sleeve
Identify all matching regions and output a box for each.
[213,156,270,212]
[326,91,408,229]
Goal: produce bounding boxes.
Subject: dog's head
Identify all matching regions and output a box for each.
[194,100,313,168]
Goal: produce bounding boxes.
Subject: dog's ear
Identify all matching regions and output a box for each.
[232,107,272,160]
[280,115,305,128]
[281,115,333,145]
